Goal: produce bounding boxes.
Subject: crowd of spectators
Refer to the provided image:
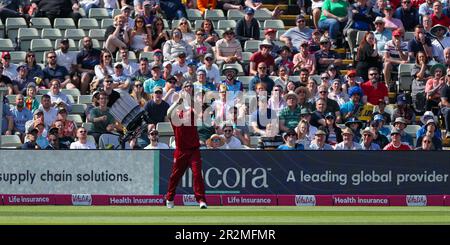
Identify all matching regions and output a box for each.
[1,0,449,151]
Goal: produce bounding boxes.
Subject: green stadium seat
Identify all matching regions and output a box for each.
[54,18,76,31]
[217,20,236,30]
[88,29,106,41]
[18,28,40,51]
[397,63,415,92]
[5,17,27,41]
[0,19,4,38]
[78,94,93,105]
[0,38,15,51]
[0,135,22,149]
[139,51,155,61]
[254,9,272,21]
[227,9,245,21]
[71,103,87,117]
[62,88,81,97]
[9,51,26,63]
[67,114,83,127]
[156,122,174,135]
[78,18,99,30]
[82,122,93,132]
[263,20,285,30]
[41,28,63,41]
[112,9,122,18]
[276,30,286,39]
[30,39,52,63]
[250,136,261,148]
[186,9,203,21]
[64,29,86,41]
[101,19,114,29]
[30,17,52,29]
[205,9,225,21]
[244,40,261,52]
[241,51,252,65]
[88,8,109,20]
[237,76,252,90]
[116,50,137,62]
[216,29,224,37]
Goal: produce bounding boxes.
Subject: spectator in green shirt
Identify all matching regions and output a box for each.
[279,91,303,132]
[318,0,351,46]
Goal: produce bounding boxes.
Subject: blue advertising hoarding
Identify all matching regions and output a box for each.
[158,151,450,194]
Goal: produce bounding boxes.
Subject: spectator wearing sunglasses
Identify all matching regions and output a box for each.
[144,127,169,149]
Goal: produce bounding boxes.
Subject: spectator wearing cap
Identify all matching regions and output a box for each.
[190,28,214,63]
[383,5,404,32]
[360,127,381,150]
[220,65,243,100]
[182,61,197,84]
[215,28,243,65]
[383,128,412,150]
[372,113,391,137]
[277,129,305,150]
[147,49,164,71]
[45,127,68,150]
[431,25,450,64]
[309,129,334,150]
[392,93,416,124]
[417,111,441,137]
[11,64,32,95]
[10,94,33,140]
[318,0,350,46]
[151,17,170,50]
[374,99,391,125]
[344,117,363,142]
[343,69,363,94]
[198,53,221,86]
[293,41,317,75]
[249,62,275,94]
[249,40,275,76]
[325,64,344,85]
[369,120,390,148]
[21,127,40,149]
[299,107,318,136]
[144,63,166,95]
[117,47,139,77]
[163,28,194,62]
[425,63,446,112]
[393,117,415,146]
[47,79,73,113]
[408,25,433,62]
[144,127,170,149]
[1,52,18,80]
[360,67,388,105]
[315,36,342,74]
[373,17,393,53]
[355,32,381,81]
[171,52,189,78]
[263,28,281,57]
[415,119,442,149]
[334,127,362,150]
[340,86,364,122]
[345,0,377,55]
[55,40,78,85]
[383,28,409,85]
[441,69,450,138]
[274,46,295,75]
[77,37,102,94]
[322,112,343,145]
[111,63,131,94]
[120,5,134,27]
[279,92,303,132]
[23,83,40,113]
[235,7,260,47]
[394,1,419,31]
[193,69,215,92]
[142,0,162,25]
[206,134,227,149]
[133,58,152,85]
[32,120,49,149]
[328,78,349,106]
[280,15,314,50]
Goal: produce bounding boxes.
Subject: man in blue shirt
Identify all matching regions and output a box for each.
[394,0,419,31]
[277,129,304,150]
[144,63,166,94]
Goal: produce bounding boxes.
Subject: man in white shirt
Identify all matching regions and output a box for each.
[39,94,58,129]
[118,47,139,76]
[144,128,169,149]
[431,25,450,63]
[280,15,313,49]
[221,124,242,149]
[70,127,97,149]
[55,39,77,74]
[1,52,18,80]
[198,53,221,86]
[171,52,189,76]
[334,127,362,150]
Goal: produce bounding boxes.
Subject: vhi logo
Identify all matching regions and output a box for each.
[72,194,92,206]
[182,194,198,206]
[406,195,427,206]
[295,195,316,206]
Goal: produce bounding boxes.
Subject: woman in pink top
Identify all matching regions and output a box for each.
[293,41,316,75]
[425,63,446,112]
[383,5,404,32]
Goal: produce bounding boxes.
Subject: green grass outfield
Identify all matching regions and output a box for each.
[0,206,450,225]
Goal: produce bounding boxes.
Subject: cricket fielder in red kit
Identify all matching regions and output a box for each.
[165,82,207,209]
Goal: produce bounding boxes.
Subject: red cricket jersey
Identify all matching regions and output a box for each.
[171,108,200,150]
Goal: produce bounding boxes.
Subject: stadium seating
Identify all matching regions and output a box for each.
[78,38,101,50]
[186,9,203,21]
[263,20,285,30]
[68,114,83,127]
[227,9,245,21]
[54,18,76,32]
[78,18,99,30]
[244,40,261,52]
[65,29,86,41]
[82,122,93,132]
[54,39,77,52]
[254,9,272,21]
[0,135,22,149]
[204,9,225,21]
[30,17,52,30]
[78,95,93,105]
[217,20,236,30]
[9,51,26,63]
[71,104,87,118]
[41,28,63,45]
[116,51,137,62]
[397,63,415,92]
[101,19,114,29]
[156,122,174,145]
[0,38,15,51]
[5,17,27,41]
[30,39,53,63]
[0,19,4,38]
[88,8,110,21]
[18,28,40,51]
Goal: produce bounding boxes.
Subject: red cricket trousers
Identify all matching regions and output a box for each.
[166,149,206,203]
